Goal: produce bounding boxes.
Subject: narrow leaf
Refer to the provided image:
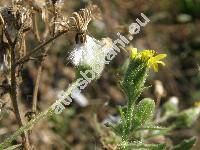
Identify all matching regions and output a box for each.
[172,137,197,150]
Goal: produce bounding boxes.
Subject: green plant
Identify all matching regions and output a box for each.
[100,48,198,149]
[180,0,200,17]
[0,1,199,150]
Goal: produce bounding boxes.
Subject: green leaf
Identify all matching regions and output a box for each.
[122,59,148,106]
[118,141,166,150]
[136,126,168,131]
[133,98,155,128]
[172,137,197,150]
[118,106,127,125]
[106,122,123,136]
[162,99,179,117]
[4,144,21,150]
[175,107,200,128]
[135,125,170,140]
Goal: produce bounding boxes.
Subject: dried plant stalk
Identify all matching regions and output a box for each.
[0,81,78,149]
[0,4,101,149]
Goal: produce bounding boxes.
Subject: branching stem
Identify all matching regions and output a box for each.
[4,27,30,149]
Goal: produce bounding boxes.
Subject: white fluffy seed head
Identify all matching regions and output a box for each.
[69,35,112,76]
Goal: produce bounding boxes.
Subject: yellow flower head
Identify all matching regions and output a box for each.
[195,101,200,108]
[127,48,167,72]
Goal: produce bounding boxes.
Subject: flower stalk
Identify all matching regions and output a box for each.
[109,48,167,146]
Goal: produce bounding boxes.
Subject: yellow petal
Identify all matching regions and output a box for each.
[153,63,159,72]
[156,61,165,66]
[195,101,200,107]
[153,54,167,61]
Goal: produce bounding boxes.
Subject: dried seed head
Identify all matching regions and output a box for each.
[67,4,102,43]
[0,7,17,28]
[12,0,23,5]
[50,0,59,5]
[32,0,63,11]
[18,7,32,32]
[53,0,64,8]
[55,4,101,40]
[0,6,32,32]
[33,0,47,8]
[69,4,102,32]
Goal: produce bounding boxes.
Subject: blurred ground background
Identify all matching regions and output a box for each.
[0,0,200,149]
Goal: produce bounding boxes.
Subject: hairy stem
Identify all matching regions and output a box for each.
[1,108,53,149]
[0,81,77,149]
